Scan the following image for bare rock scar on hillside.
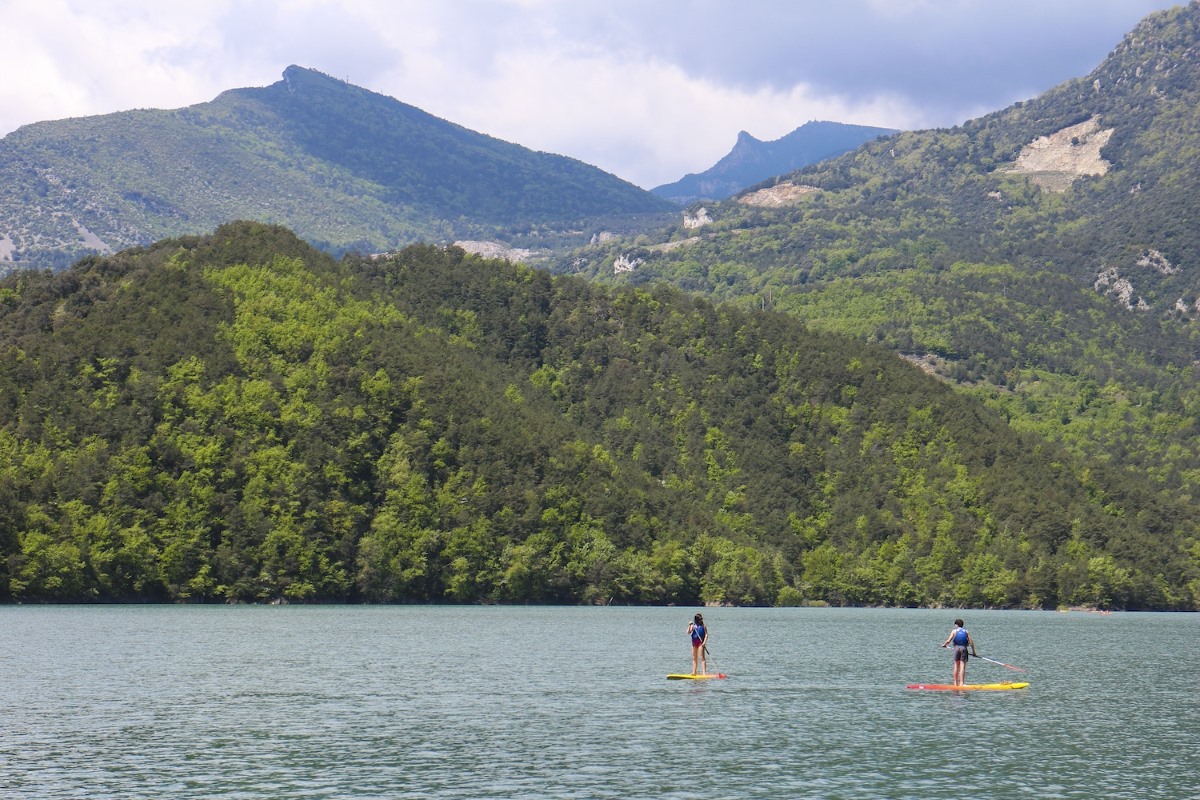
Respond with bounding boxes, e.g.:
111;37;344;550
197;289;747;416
736;182;821;207
1004;116;1113;192
454;240;538;263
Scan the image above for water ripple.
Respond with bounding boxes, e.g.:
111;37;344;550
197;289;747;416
0;606;1195;799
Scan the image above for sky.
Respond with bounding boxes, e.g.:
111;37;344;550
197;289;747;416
0;0;1186;189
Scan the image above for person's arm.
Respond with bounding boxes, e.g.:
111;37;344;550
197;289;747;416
968;633;978;656
941;630;953;648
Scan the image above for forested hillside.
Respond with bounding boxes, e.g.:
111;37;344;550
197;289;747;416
558;4;1200;534
1;223;1195;608
0;65;673;272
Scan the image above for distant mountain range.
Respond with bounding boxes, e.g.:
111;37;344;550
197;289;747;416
651;121;898;204
0;66;897;273
0;65;674;271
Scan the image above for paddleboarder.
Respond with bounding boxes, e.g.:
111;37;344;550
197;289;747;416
941;618;978;686
687;613;708;675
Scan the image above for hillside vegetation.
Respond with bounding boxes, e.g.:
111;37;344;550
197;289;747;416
558;4;1200;536
0;66;673;272
0;223;1195;608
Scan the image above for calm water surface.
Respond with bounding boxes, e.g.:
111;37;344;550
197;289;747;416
1;606;1196;799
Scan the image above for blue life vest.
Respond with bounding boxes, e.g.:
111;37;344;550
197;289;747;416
691;624;705;643
952;627;969;646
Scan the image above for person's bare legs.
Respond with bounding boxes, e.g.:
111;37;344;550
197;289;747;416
952;656;966;685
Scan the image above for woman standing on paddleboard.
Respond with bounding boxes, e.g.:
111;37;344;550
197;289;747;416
941;618;978;686
687;613;708;675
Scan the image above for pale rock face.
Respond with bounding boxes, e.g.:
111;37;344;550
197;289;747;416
1136;249;1178;275
1007;117;1114;192
736;183;820;207
73;219;111;253
454;240;536;263
683;208;712;229
1094;266;1148;311
1095;249;1184;312
613;253;644;274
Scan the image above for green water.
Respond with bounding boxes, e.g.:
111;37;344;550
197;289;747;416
1;606;1196;798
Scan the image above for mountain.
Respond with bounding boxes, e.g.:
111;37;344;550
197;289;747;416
1;222;1193;607
651;121;898;204
0;65;674;272
556;4;1200;556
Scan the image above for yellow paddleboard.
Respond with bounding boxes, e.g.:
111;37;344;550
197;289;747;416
667;673;727;680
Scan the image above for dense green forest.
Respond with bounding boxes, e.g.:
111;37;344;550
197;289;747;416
1;223;1196;608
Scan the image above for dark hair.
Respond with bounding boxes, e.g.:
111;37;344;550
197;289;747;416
694;613;704;624
954;618;964;627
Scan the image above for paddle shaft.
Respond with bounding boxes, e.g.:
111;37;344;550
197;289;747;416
940;644;1025;673
973;654;1025;672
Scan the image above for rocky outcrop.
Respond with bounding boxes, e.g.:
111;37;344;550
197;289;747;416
1006;117;1113;191
454;240;537;263
613;253;644;274
1094;250;1181;311
1094;266;1150;310
736;183;821;207
683;208;712;229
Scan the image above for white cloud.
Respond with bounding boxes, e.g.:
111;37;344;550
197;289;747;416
400;45;918;188
1;0;238;124
0;0;1184;188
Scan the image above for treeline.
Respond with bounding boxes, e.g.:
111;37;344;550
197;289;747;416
0;223;1196;608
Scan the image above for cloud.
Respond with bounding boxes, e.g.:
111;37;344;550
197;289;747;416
0;0;1182;189
396;43;916;188
1;1;238;124
562;0;1172;108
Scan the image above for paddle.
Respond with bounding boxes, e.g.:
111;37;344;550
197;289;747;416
973;654;1025;673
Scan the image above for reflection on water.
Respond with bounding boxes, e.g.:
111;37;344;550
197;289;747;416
0;606;1196;799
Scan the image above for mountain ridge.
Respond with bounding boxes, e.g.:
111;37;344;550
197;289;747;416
652;120;898;204
0;65;674;272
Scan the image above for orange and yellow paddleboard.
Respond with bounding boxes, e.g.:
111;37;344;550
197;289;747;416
906;681;1029;691
667;673;727;680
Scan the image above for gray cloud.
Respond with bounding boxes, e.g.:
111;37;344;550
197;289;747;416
0;0;1184;189
534;0;1179;125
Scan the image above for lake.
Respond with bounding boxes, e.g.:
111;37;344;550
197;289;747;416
1;606;1196;799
